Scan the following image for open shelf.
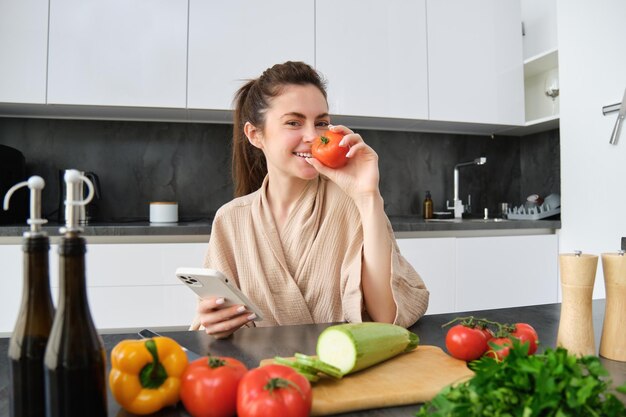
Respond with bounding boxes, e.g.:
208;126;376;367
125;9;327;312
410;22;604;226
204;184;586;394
524;49;558;78
519;48;560;135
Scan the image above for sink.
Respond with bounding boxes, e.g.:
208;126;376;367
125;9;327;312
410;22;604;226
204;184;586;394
426;218;509;223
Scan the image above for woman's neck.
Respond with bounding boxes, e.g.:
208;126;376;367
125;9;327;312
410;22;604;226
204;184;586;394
265;174;315;229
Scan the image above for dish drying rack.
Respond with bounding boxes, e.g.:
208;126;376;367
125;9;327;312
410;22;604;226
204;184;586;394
507;204;560;220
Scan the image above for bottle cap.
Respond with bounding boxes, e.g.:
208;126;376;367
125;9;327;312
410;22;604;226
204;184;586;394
3;176;48;236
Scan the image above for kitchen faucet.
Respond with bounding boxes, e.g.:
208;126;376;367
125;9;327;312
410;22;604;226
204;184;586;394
447;157;487;218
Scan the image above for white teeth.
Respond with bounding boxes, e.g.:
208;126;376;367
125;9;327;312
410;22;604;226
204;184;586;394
294;152;312;158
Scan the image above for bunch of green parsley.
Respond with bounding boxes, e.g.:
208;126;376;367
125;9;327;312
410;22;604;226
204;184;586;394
416;341;626;417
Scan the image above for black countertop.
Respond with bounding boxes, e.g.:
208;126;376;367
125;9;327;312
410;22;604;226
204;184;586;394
1;300;622;417
0;216;560;237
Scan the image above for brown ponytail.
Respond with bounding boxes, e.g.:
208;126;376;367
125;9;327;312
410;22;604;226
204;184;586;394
231;61;327;197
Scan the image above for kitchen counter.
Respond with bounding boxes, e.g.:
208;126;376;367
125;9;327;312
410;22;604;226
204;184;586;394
0;220;213;244
389;215;560;233
0;300;622;416
0;216;560;243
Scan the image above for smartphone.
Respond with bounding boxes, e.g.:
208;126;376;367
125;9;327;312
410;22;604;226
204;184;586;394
176;267;263;321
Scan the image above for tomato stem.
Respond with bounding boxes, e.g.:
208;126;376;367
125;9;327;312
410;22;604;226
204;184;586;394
442;315;517;338
207;355;227;369
264;377;305;398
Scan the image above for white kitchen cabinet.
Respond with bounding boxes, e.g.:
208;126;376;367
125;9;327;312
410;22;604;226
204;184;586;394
396;237;456;315
0;0;48;104
427;0;525;126
521;0;557;61
65;242;207;330
0;245;26;334
455;234;559;312
396;234;559;315
187;0;315;110
316;0;429;120
86;285;198;330
520;0;559;128
47;0;188;108
0;242;207;334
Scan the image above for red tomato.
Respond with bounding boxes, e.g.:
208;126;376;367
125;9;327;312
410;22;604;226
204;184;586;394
486;337;513;361
311;130;348;168
445;324;490;361
511;322;539;355
478;326;494;343
180;356;248;417
237;364;312;417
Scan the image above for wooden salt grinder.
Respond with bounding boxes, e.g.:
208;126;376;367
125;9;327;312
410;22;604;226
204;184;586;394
557;251;598;356
599;251;626;361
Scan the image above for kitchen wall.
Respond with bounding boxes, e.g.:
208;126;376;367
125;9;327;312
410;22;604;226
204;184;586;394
0;117;559;222
557;0;626;298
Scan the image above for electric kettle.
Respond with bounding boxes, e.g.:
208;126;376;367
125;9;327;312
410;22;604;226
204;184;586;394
57;170;102;224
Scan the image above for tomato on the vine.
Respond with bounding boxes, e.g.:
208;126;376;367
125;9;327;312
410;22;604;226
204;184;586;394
180;356;248;417
311;130;348;168
478;326;494;343
486;337;513;361
445;324;490;361
511;322;539;354
237;364;312;417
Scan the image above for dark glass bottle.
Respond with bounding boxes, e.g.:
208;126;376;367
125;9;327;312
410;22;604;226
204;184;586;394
9;235;55;417
423;190;434;219
44;232;107;417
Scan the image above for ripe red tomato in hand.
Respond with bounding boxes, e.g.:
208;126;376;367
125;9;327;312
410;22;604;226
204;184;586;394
511;322;539;354
486;337;513;361
311;130;348;168
237;364;312;417
180;356;248;417
445;324;490;361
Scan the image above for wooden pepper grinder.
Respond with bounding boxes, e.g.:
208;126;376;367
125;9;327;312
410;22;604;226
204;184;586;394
599;250;626;361
557;251;598;356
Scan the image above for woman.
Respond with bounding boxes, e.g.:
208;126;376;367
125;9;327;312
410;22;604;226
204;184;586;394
191;61;428;338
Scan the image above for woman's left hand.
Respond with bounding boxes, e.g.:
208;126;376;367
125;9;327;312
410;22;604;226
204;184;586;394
306;125;380;200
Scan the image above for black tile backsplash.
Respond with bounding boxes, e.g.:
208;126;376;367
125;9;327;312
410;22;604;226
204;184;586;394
0;117;560;222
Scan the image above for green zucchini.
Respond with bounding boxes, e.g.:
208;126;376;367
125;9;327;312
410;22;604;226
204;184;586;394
316;322;419;375
294;353;343;379
273;356;320;382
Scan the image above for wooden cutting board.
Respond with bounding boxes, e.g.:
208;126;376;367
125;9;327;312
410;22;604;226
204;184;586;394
260;345;473;416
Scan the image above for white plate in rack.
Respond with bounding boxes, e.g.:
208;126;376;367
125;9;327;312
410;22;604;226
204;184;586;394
507;206;561;220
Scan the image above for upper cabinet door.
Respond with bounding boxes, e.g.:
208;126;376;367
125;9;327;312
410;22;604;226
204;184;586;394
316;0;429;120
47;0;188;108
427;0;524;126
187;0;315;110
521;0;557;60
0;0;48;104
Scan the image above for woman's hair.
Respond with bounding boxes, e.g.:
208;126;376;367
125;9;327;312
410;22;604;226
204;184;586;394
232;61;327;197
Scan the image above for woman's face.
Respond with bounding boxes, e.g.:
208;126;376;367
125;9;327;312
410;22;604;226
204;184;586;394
247;84;330;182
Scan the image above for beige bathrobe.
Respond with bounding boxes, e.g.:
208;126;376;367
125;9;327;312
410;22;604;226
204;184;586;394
191;175;429;329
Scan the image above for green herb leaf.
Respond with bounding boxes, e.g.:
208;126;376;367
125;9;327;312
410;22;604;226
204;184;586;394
416;340;626;417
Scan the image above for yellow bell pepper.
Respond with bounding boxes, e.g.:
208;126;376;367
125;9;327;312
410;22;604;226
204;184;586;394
109;336;188;415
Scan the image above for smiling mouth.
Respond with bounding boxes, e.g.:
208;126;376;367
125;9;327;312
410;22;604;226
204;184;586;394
293;152;312;158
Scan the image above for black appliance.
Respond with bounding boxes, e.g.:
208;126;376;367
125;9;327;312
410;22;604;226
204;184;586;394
0;144;28;224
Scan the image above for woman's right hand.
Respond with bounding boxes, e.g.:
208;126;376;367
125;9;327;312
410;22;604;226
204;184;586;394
196;297;257;339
